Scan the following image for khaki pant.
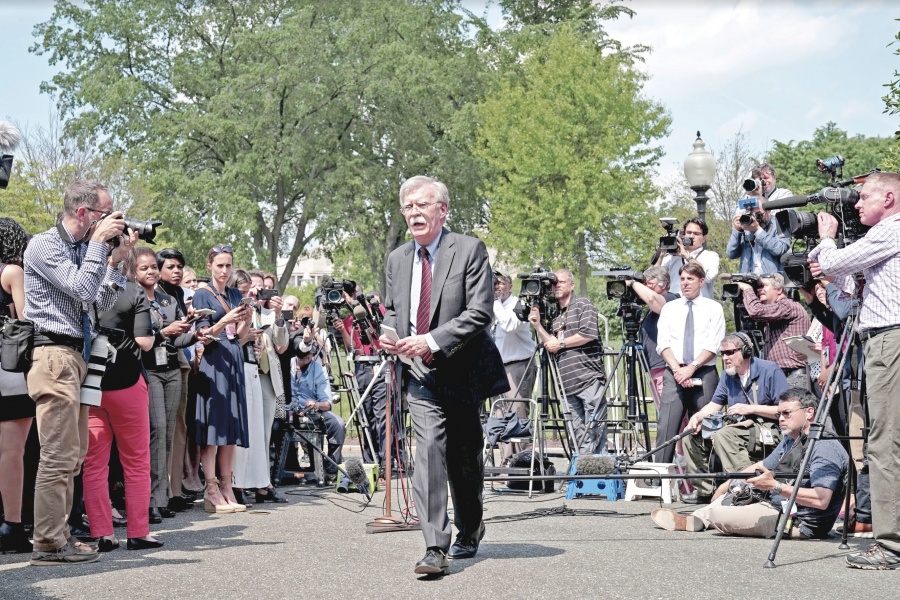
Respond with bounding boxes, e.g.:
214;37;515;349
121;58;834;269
27;346;89;552
684;422;780;496
693;496;781;537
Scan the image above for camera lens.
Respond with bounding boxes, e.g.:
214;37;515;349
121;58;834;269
739;214;753;227
523;280;540;295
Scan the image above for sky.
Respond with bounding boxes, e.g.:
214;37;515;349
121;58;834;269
2;0;899;191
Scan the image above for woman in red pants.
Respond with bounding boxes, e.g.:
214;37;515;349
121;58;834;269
81;251;164;552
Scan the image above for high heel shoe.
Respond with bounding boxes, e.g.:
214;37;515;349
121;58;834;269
0;522;32;554
203;477;236;514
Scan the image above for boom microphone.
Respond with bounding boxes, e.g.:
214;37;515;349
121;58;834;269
762;195;814;210
344;457;370;496
352;303;378;346
574;455;617;475
0;121;22;155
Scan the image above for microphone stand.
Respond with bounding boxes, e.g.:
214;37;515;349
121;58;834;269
366;354;420;534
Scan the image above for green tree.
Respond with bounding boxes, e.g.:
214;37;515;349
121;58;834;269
472;25;670;294
32;0;488;287
767;123;895;195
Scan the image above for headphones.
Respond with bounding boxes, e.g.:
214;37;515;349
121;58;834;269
732;332;754;359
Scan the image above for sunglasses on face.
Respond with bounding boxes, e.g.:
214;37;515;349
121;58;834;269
721;348;741;356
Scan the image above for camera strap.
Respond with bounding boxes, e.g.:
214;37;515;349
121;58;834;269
56;220;96;361
200;284;234;312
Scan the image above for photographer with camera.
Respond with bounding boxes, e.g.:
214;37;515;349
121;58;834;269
529;269;607;455
333;284;391;471
680;333;788;503
652;388;847;538
735;273;811;388
653;261;725;465
289;346;345;485
808;171;900;569
727;165;791;275
655;218;719;299
491;271;537;460
625;266;677;401
23;180;137;565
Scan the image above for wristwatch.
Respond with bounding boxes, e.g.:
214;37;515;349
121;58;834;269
559;339;567;350
690;360;699;368
773;482;783;495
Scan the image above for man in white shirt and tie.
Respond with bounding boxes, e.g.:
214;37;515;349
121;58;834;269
653;261;726;464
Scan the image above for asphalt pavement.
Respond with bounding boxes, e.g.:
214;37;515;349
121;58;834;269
1;463;893;600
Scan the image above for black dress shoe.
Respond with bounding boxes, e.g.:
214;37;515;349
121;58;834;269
112;515;128;528
158;507;177;519
414;547;449;576
255;488;288;503
97;538;120;553
127;537;164;551
148;507;163;524
0;522;33;554
167;496;194;512
448;523;485;559
69;524;94;541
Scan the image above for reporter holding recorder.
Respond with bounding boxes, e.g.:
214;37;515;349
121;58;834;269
133;247;194;523
191;244;252;514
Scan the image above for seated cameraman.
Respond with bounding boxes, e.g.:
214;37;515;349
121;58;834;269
735;273;810;388
726;164;791;275
652;388;848;538
655;218;718;299
289;347;345;484
626;266;677;401
682;333;788;503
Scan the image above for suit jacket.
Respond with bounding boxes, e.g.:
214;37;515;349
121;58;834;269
382;228;509;405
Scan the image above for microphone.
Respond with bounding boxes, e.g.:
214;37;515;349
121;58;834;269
313;307;327;330
574;455;617;475
352;303;378;345
344;457;370;496
762;195;814;210
0;121;22;155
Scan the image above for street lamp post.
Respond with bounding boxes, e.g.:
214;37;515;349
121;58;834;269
683;131;716;223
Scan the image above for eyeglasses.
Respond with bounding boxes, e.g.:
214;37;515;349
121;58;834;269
88;208;112;219
212;244;233;254
721;348;740;356
776;408;806;419
400;201;440;215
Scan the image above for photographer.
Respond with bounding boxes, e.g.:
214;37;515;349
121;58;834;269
529;269;607;455
654;261;725;465
808;171;900;569
651;388;847;539
681;333;788;503
727;165;791;275
492;271;537;460
289;347;345;485
23;180;136;565
735;273;811;388
626;266;677;401
655;218;718;298
333;285;390;470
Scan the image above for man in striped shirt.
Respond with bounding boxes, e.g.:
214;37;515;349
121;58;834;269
809;171;900;570
529;269;607;455
23;180;134;566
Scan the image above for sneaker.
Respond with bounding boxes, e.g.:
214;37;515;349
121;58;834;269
651;508;705;532
835;519;874;539
30;541;100;566
846;544;900;570
681;491;712;505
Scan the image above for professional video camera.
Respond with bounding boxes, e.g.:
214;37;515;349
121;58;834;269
720;273;760;299
719;274;764;355
0;121;21;190
512;267;560;331
286;404;327;433
766;157;876;288
592;266;646;338
657;218;683;254
318;277;357;310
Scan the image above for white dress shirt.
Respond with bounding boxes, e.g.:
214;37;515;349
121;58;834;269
656;295;725;367
492;294;536;363
662;247;720;299
410;231;443;352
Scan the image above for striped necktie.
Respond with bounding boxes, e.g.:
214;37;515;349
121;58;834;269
417;247;433;364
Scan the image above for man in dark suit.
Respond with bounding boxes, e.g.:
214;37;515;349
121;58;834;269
379;175;508;576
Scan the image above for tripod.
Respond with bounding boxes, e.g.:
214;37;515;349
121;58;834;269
533;345;575;460
764;286;863;567
323;327;378;462
574;311;655;458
